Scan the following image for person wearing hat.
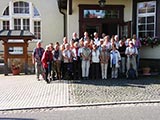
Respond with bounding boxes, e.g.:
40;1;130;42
125;40;138;78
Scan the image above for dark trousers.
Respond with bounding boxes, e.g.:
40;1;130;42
73;60;81;79
48;61;52;79
61;61;64;79
44;67;49;83
91;63;100;80
63;63;73;80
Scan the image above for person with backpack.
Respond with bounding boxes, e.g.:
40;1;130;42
32;41;44;81
125;40;138;79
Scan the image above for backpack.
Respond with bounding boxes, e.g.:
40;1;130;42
127;67;137;79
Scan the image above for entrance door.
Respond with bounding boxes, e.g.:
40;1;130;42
102;23;118;37
82;23;102;38
119;21;131;38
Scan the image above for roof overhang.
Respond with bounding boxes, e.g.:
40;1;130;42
0;30;35;41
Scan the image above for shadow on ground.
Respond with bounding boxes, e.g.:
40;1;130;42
70;76;160;88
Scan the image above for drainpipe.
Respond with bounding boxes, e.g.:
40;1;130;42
57;0;66;37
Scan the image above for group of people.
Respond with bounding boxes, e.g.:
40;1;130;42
32;32;141;83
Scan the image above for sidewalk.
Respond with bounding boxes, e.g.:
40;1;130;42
0;75;69;110
0;74;160;110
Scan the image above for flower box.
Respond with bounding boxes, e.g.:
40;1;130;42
141;37;160;48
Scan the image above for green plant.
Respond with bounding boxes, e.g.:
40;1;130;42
141;36;160;48
11;59;21;70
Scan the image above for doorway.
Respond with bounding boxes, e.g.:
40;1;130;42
102;23;118;37
79;5;125;38
83;23;101;38
82;23;118;38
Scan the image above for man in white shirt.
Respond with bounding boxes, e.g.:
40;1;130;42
125;41;138;78
93;32;100;46
91;44;100;80
62;43;73;79
81;41;91;80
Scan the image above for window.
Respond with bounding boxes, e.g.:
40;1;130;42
1;1;41;40
13;1;29;14
84;9;119;19
14;19;21;30
23;19;30;30
34;7;40;16
3;21;10;30
3;6;9;15
121;25;128;38
137;1;156;38
34;21;41;39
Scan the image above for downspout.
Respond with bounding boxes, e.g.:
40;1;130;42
57;0;66;37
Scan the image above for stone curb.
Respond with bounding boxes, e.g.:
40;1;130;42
1;100;160;111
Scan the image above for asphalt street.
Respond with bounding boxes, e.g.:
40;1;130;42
0;103;160;120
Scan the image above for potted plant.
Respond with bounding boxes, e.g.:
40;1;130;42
11;59;21;75
142;67;151;76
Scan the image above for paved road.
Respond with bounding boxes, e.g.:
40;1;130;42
0;74;160;110
69;77;160;104
0;103;160;120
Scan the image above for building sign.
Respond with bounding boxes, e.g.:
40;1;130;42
8;47;23;55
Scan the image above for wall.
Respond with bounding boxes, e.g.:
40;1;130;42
140;46;160;59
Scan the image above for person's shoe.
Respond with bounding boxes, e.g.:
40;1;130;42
46;79;50;84
47;81;50;84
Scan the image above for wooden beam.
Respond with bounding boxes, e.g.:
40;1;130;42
3;39;9;75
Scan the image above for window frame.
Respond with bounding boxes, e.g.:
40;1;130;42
34;21;41;40
2;21;10;30
137;1;156;38
1;1;41;41
13;1;29;14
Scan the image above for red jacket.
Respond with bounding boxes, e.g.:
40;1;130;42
41;50;53;68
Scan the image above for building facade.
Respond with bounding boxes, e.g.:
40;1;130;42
0;0;64;51
0;0;159;71
66;0;160;59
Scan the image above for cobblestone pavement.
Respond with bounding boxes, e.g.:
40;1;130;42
0;74;160;111
0;74;69;110
69;76;160;104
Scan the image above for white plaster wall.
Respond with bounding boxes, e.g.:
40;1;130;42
67;0;132;40
0;0;64;51
140;46;160;59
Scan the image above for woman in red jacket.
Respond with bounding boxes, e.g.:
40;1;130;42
41;45;53;83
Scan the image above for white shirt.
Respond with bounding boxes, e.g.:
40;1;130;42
92;49;100;63
94;38;100;46
125;47;138;55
